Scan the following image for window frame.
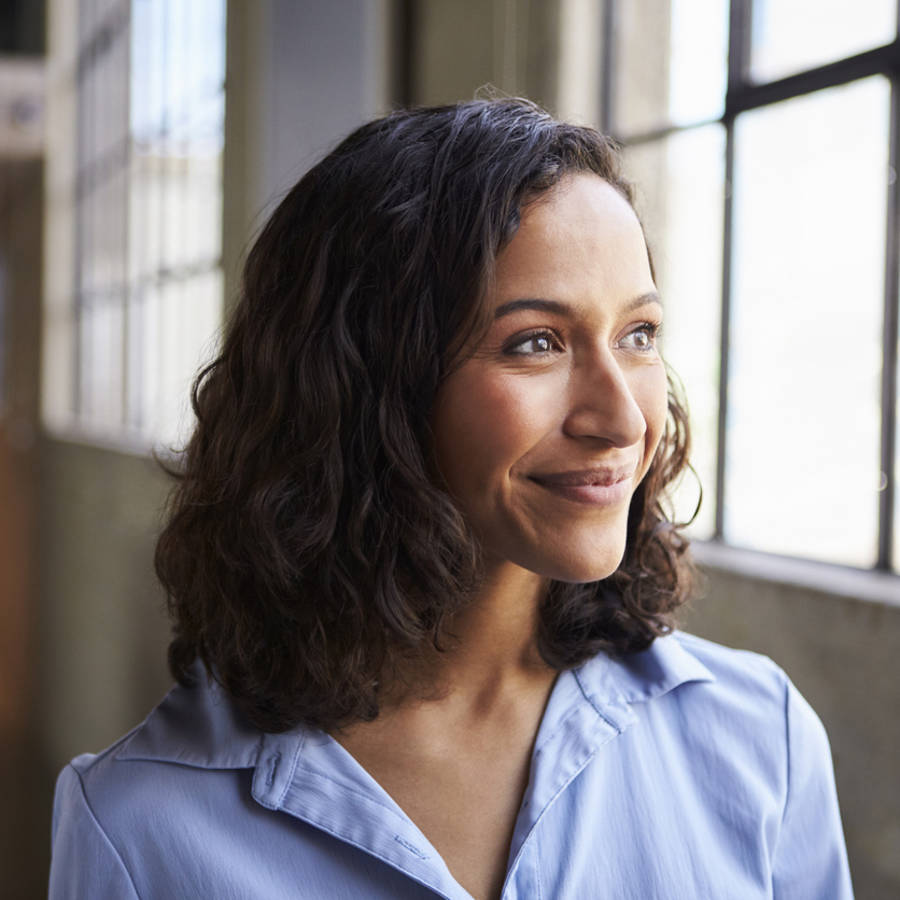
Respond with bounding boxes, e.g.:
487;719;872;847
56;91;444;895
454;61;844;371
45;0;227;451
602;0;900;575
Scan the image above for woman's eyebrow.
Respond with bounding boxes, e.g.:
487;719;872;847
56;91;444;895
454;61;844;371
493;292;661;320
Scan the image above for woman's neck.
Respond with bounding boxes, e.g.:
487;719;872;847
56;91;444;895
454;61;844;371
380;562;555;714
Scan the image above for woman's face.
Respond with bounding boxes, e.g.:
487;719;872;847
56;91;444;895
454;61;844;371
431;173;668;583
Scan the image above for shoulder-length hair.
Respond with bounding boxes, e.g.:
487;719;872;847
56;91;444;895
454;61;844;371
156;98;695;733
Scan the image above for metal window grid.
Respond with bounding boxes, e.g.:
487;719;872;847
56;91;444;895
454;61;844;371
71;0;225;444
601;0;900;573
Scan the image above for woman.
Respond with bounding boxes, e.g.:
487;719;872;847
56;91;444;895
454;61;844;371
49;99;853;899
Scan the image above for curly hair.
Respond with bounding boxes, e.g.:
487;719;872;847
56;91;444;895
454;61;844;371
155;98;696;733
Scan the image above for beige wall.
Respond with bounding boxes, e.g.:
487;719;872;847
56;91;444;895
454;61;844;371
36;440;173;767
7;440;172;897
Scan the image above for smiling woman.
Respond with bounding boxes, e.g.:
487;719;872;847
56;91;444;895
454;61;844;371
48;99;853;900
431;175;668;586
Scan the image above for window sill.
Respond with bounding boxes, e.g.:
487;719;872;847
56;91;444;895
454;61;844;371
39;421;179;461
691;539;900;608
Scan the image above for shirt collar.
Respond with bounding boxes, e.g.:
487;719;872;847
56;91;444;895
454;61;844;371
115;633;716;899
583;629;717;707
115;631;715;772
116;667;263;769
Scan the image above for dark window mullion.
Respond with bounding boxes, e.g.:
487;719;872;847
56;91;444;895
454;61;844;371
714;119;734;542
728;42;900;115
728;0;753;93
713;0;751;541
878;76;900;570
393;0;416;108
604;0;899;571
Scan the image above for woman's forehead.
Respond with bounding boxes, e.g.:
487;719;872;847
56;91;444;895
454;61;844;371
493;174;652;301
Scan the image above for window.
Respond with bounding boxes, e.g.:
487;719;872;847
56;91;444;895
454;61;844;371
608;0;900;573
42;0;226;448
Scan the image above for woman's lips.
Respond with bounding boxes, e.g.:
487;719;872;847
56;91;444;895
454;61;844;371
528;468;635;507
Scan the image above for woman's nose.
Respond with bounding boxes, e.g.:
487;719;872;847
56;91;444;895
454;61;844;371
562;351;647;448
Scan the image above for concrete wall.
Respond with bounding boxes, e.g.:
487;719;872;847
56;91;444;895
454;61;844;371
15;440;173;898
36;441;173;766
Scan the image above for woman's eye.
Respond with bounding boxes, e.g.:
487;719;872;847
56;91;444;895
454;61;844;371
505;331;560;355
621;322;660;352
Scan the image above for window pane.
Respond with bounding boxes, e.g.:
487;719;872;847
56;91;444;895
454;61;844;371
80;296;124;427
138;282;161;433
127;0;225;445
74;2;130;437
727;77;890;566
623;125;726;538
130;0;166;144
751;0;897;82
614;0;728;136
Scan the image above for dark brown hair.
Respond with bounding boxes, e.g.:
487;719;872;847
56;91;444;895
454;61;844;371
156;98;696;733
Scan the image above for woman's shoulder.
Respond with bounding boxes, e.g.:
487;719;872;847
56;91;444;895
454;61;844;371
629;630;832;765
50;672;271;897
668;629;790;692
54;669;263;826
568;629;835;790
648;633;850;896
551;644;852;897
598;629;795;706
667;630;822;718
581;629;830;761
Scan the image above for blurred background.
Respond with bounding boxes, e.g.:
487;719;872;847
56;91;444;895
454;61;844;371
0;0;898;896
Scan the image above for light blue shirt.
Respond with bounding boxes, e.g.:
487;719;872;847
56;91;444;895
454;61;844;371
49;632;853;898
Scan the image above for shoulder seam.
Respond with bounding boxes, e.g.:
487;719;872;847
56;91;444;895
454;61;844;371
69;764;143;899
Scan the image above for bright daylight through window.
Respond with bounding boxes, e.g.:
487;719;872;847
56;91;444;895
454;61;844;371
42;0;226;448
611;0;900;574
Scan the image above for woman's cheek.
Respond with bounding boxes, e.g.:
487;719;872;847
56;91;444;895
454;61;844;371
638;362;670;463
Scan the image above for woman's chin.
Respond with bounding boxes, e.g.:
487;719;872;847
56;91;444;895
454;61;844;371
524;543;627;585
